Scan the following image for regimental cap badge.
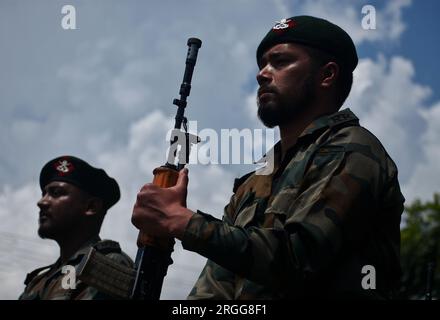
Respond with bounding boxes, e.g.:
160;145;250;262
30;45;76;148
257;15;358;73
272;18;296;31
54;158;75;176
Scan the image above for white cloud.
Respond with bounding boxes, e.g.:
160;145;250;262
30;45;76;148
0;184;58;299
402;102;440;202
346;55;434;192
297;0;412;44
2;0;439;301
384;0;412;40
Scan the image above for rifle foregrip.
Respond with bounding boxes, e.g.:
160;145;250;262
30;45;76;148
152;166;179;188
136;166;179;250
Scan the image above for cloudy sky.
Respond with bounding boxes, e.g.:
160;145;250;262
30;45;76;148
1;0;439;299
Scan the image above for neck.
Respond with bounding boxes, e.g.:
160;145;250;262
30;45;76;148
56;231;98;264
278;109;316;160
278;101;337;159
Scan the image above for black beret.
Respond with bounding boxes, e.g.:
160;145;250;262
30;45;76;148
39;155;120;210
257;15;358;72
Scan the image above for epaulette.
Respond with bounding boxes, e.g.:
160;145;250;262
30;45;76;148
233;170;255;193
93;240;122;255
328;109;359;128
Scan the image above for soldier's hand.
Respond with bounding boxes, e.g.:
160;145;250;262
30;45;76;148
131;168;194;239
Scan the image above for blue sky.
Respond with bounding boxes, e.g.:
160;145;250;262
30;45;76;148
0;0;439;299
400;0;440;105
358;0;440;105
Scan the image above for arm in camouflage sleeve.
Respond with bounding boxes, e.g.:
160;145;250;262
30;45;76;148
187;259;237;299
182;127;403;295
187;206;239;299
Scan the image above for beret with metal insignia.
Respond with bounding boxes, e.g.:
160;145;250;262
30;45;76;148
256;15;358;72
39;155;120;210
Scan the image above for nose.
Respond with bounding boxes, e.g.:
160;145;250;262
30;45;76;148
37;194;49;210
256;65;272;86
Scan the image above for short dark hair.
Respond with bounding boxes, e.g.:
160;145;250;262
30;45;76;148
303;46;353;109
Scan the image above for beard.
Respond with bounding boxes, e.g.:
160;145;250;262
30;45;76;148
38;224;57;240
37;214;81;241
257;75;316;128
38;220;63;240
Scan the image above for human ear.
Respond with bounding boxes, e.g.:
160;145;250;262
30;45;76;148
84;197;104;217
320;62;339;88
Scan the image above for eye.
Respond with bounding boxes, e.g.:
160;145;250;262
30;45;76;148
273;57;290;67
48;187;64;197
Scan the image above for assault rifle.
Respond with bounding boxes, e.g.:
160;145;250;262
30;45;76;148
77;37;202;300
130;37;202;300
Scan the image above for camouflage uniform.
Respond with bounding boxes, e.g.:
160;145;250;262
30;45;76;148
19;236;133;300
185;108;404;299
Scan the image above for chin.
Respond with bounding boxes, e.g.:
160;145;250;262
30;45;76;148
38;227;55;240
257;106;280;128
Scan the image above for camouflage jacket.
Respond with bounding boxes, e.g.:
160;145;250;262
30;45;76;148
19;236;133;300
184;108;404;299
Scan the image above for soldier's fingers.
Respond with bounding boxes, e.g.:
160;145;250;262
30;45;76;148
175;168;189;191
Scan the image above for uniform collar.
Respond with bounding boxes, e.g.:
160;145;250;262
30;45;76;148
255;108;359;174
65;235;102;263
298;108;359;140
49;235;102;269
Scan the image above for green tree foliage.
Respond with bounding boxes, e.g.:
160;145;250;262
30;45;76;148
399;193;440;299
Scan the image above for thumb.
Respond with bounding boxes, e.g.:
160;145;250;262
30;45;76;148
175;168;188;207
175;167;189;189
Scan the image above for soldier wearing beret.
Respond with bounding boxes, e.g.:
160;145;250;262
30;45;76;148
131;16;404;299
19;156;133;300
